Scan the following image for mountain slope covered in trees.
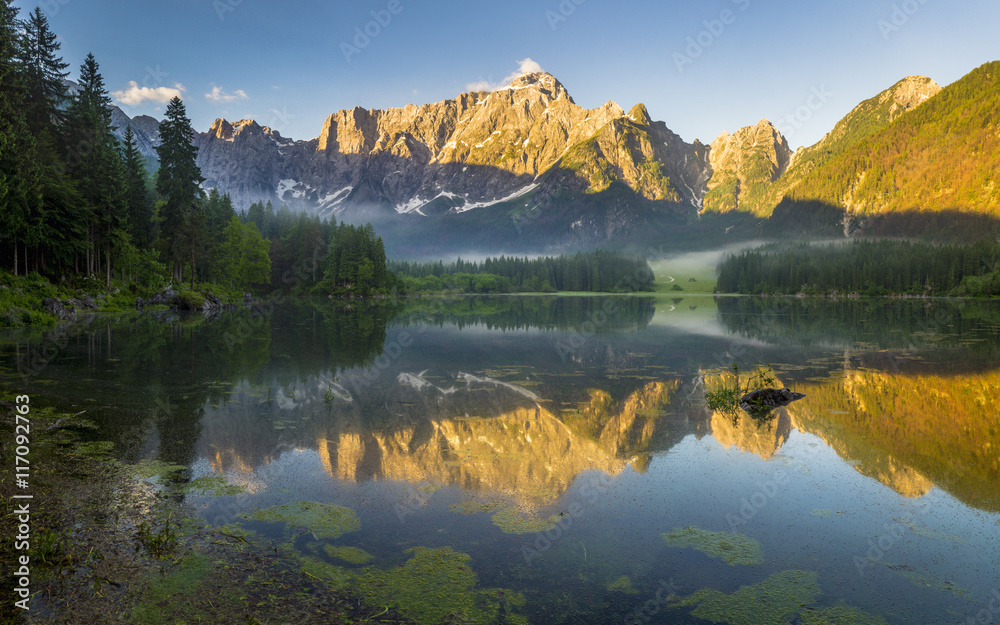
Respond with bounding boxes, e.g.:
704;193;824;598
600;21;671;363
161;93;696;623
781;62;1000;218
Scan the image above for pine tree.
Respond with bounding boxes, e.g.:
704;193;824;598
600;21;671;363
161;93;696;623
66;52;125;284
0;0;42;275
155;96;204;282
21;7;85;278
121;125;153;248
22;7;69;135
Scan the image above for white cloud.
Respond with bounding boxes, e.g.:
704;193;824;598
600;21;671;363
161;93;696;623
112;81;185;106
205;85;249;103
464;58;545;93
502;58;544;84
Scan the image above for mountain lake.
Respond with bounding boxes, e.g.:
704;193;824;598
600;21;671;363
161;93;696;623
2;295;998;625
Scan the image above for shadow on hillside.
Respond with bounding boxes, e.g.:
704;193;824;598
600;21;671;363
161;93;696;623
770;198;1000;242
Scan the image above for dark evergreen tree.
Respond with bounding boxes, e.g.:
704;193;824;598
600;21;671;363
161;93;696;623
65;52;125;284
121;125;153;248
155;96;204;282
22;7;69;134
0;1;42;275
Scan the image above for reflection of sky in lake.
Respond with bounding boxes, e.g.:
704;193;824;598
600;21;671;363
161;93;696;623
3;297;998;624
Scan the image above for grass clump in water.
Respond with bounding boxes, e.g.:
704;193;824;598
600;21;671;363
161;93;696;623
662;526;764;566
241;501;360;539
676;570;822;625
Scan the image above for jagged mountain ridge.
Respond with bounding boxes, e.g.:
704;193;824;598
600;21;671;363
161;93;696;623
192;72;710;219
104;63;997;251
184;69;950;224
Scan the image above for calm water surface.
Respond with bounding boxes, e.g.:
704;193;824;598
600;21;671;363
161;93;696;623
3;296;999;624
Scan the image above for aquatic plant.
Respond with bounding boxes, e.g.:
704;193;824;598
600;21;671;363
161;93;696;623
185;475;247;496
131;554;211;624
799;601;890;625
607;575;639;594
449;500;510;515
298;546;528;624
705;363;778;421
240;501;360;539
661;526;764;566
676;570;822;625
323;544;373;565
491;507;562;534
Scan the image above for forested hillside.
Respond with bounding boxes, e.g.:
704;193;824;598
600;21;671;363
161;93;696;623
783;62;1000;217
717;240;1000;296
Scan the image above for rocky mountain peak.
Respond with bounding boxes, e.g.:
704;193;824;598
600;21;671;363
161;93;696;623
703;119;792;214
883;75;941;117
627;103;652;126
210;118;235;141
501;72;573;103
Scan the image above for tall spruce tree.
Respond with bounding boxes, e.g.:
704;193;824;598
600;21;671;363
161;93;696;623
0;1;41;275
121;125;153;248
155;96;204;283
22;7;84;278
66;52;125;283
23;7;68;134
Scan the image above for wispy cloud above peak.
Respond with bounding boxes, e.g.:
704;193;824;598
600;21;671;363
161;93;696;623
465;58;545;93
205;85;249;103
112;81;185;106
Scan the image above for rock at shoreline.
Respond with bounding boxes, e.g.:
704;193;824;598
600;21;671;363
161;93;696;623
137;286;236;314
136;286;179;309
43;298;77;321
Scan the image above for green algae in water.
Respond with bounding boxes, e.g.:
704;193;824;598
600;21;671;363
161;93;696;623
129;458;188;481
676;570;822;625
131;553;211;625
449;500;509;515
297;545;527;624
356;546;526;625
323;544;373;565
800;601;890;625
491;507;561;534
607;575;639;594
74;440;115;457
418;483;443;493
185;475;247;496
662;526;764;566
241;501;360;539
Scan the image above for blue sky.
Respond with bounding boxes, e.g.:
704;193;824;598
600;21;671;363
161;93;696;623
20;0;1000;149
